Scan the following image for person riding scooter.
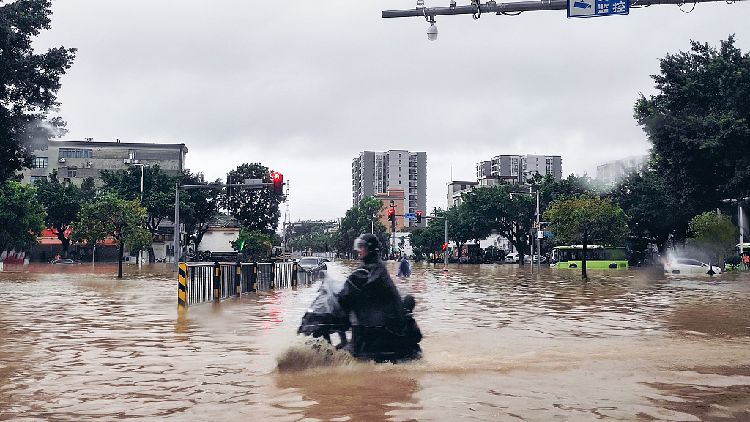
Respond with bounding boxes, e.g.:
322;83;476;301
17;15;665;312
337;233;421;362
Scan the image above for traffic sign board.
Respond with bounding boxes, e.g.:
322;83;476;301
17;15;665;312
568;0;628;17
405;213;416;219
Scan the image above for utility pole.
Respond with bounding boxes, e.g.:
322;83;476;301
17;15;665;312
424;213;449;271
390;199;396;259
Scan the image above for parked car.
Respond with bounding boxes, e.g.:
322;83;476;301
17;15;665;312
505;252;519;264
298;257;327;272
664;258;722;275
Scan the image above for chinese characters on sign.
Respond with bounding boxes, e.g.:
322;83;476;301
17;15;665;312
568;0;629;17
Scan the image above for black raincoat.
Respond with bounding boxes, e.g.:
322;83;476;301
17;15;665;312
338;253;421;362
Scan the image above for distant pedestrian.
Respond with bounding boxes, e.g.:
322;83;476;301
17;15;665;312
743;254;749;270
397;255;411;277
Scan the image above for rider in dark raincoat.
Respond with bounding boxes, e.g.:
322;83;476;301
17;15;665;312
338;233;421;362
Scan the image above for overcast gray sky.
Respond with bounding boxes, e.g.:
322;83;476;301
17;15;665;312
33;0;750;222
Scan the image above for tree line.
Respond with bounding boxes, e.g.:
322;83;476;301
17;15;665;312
335;37;750;274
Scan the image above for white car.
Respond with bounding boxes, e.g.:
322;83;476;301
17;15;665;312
664;258;722;275
505;253;519;263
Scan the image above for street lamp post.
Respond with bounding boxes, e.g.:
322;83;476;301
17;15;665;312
510;187;540;274
132;163;149;266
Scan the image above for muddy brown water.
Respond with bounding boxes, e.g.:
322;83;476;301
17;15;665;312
2;261;750;421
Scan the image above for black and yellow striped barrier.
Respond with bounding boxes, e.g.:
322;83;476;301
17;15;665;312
178;263;188;311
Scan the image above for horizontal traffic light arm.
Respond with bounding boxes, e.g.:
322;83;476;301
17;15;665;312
180;183;272;190
382;0;742;18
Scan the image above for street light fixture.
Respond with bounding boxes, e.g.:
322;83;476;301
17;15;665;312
722;197;750;255
426;16;438;41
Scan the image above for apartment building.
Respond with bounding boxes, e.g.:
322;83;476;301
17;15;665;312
352;150;427;228
20;139;188;186
596;155;648;187
476;154;562;184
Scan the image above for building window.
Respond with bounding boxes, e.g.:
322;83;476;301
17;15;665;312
30;176;47;183
33;157;48;168
59;148;93;159
128;150;136;160
67;168;77;178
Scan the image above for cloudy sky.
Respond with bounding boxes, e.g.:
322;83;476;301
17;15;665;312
33;0;750;222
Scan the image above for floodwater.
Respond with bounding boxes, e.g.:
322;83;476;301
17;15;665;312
2;262;750;421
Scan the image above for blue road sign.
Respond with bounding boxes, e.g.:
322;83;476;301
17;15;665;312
568;0;628;17
405;213;416;219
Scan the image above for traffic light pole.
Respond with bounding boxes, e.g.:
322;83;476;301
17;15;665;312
173;181;275;272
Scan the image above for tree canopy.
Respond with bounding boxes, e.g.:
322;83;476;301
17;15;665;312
178;170;221;251
336;196;388;257
544;195;629;278
459;183;536;264
687;212;738;265
0;0;76;182
34;170;94;256
0;180;45;253
225;163;285;235
71;194;149;278
409;213;446;261
634;36;750;223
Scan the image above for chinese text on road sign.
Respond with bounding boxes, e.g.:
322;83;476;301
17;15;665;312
568;0;629;17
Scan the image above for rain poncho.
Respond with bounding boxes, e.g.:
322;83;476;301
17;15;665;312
297;277;350;339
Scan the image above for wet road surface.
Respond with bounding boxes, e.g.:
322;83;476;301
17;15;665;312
2;261;750;420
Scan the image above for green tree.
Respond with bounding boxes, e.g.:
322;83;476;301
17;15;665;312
337;196;388;258
544;195;629;279
231;228;271;262
687;212;738;267
409;215;445;261
634;36;750;227
225;163;285;234
33;171;95;257
460;183;536;265
100;164;180;261
539;174;598;212
179;170;221;252
445;204;482;262
0;0;76;183
606;166;685;250
0;180;45;253
71;194;149;278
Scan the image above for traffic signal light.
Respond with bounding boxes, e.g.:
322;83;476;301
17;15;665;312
387;208;395;222
271;171;283;194
442;243;447;251
416;210;422;223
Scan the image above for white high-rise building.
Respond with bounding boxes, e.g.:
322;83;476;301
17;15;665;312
352;150;427;228
476;154;562;184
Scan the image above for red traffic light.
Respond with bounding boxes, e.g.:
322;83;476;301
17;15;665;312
442;243;447;251
271;171;283;194
416;210;422;223
387;208;395;221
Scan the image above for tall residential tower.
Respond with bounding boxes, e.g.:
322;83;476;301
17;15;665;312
352;150;427;228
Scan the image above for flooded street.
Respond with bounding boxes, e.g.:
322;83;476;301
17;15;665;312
2;261;750;421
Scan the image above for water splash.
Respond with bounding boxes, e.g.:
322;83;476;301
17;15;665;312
276;336;356;372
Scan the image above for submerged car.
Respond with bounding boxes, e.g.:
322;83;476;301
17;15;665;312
50;258;81;265
664;258;722;275
505;253;519;263
298;257;328;272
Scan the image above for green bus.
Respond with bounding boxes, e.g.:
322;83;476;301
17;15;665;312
551;245;628;269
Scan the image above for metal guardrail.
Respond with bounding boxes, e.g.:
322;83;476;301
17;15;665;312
178;261;321;308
